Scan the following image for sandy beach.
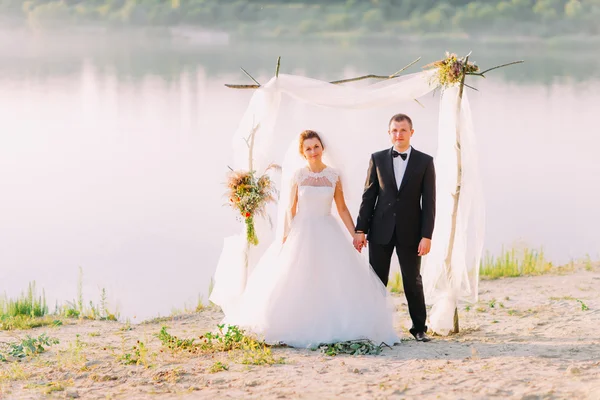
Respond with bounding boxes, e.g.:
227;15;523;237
1;266;599;400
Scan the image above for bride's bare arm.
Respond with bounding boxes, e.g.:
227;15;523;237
283;182;298;243
333;179;356;237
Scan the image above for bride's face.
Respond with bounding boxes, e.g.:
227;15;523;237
302;138;323;162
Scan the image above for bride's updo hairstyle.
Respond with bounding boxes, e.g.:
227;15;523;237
298;130;325;156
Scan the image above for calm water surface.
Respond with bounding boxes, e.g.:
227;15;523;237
1;35;598;319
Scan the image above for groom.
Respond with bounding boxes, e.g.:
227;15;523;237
354;113;436;342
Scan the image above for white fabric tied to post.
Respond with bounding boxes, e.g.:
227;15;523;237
210;71;485;335
423;86;485;335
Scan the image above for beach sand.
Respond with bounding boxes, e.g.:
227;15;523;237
1;267;599;399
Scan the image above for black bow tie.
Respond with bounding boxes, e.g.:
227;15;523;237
392;150;407;160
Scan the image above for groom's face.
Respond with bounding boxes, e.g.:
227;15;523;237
388;120;414;150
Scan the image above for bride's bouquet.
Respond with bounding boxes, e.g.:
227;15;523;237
425;52;479;88
225;165;279;246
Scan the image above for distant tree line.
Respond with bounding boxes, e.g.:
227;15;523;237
1;0;598;36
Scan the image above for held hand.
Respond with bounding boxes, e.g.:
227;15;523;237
417;238;431;256
353;233;367;253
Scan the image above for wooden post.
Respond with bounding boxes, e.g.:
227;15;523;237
444;55;470;334
225;57;422;89
275;56;281;78
248;123;258;172
241;123;260;291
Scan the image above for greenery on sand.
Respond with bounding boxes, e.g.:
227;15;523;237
0;282;48;319
119;339;150;366
316;339;390;356
388;271;404;294
0;282;57;331
479;246;576;279
1;269;118;331
388;245;589;288
479;246;599;279
157;324;285;365
0;333;60;362
209;361;229;373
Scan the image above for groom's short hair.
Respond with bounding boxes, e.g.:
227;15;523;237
389;113;413;129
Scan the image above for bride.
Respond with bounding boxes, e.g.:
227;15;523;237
217;130;399;348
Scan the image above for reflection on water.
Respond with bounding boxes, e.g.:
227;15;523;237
1;35;599;319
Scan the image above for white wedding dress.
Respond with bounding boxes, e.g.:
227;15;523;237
222;166;400;348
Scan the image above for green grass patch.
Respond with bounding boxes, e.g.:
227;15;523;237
480;247;564;279
0;282;48;319
158;325;285;366
316;339;389;356
209;361;229;373
0;333;59;362
387;272;403;294
0;315;62;331
2;270;118;331
550;296;576;301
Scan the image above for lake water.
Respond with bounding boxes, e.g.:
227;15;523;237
1;33;599;320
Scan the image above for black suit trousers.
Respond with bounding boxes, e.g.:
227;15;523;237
369;230;428;334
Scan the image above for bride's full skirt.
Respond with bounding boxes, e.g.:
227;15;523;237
223;214;400;348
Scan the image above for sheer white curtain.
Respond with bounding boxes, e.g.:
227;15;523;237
210;71;485;334
422;87;485;334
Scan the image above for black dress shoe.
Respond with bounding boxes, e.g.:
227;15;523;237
413;332;431;342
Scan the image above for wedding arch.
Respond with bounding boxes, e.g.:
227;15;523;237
211;53;522;335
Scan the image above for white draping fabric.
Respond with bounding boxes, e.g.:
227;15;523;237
422;87;485;334
209;70;485;334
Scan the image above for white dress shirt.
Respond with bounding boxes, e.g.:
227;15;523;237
393;146;412;190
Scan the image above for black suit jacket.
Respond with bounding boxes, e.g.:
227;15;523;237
356;147;436;246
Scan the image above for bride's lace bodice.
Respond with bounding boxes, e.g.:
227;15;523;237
293;167;339;217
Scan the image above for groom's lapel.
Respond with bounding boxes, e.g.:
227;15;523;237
398;148;419;195
385;148;398;193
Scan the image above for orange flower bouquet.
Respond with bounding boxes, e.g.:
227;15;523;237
226;165;278;245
